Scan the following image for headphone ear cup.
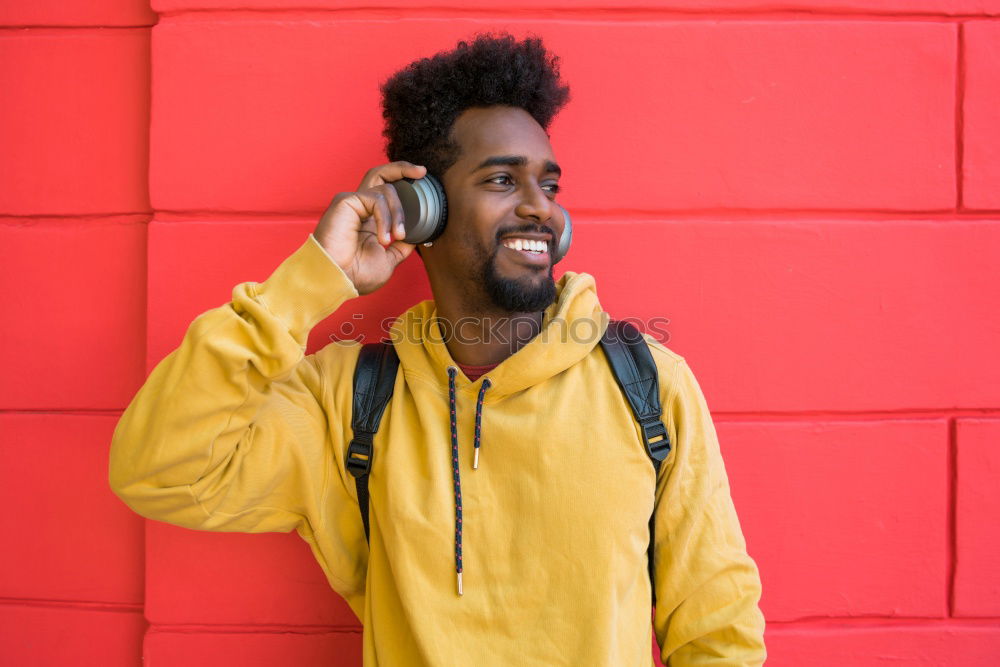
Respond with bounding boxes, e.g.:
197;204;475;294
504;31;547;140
391;174;448;245
424;173;448;241
552;206;572;263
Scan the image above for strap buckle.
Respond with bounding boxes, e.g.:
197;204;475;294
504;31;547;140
639;419;671;462
346;433;374;478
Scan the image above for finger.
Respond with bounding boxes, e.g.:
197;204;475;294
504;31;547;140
340;191;389;245
358;161;427;189
372;183;406;240
365;189;394;246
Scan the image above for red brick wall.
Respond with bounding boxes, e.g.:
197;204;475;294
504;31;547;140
2;1;999;664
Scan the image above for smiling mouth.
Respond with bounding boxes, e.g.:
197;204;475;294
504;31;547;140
500;237;549;255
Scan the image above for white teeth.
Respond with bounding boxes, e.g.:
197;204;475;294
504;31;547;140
502;238;549;253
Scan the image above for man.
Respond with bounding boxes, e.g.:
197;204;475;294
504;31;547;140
110;33;766;665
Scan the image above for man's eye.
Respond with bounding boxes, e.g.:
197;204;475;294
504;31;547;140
486;175;559;194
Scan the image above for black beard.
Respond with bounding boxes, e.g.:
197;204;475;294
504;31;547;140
480;245;557;313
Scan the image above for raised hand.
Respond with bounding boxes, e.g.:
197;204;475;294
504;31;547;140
313;161;426;295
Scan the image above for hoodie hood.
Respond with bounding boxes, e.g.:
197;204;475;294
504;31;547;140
389;271;610;400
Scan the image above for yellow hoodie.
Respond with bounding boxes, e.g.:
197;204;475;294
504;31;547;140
109;234;765;666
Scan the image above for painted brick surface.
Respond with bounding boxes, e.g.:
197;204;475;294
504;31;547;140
0;414;145;604
145;629;362;666
150;0;1000;15
0;604;145;667
0;0;156;27
145;523;358;626
562;219;1000;412
719;419;949;620
764;624;1000;666
0;218;147;410
0;29;150;215
954;418;1000;617
964;21;1000;210
150;19;955;214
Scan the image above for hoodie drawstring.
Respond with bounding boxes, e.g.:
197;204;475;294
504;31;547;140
447;366;491;596
473;378;490;469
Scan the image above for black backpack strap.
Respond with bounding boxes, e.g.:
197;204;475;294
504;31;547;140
346;341;400;543
599;319;671;604
599;320;671;468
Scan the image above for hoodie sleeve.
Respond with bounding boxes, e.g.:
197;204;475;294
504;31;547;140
652;357;766;665
109;234;360;537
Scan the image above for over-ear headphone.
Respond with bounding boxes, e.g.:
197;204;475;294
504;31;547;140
389;173;572;263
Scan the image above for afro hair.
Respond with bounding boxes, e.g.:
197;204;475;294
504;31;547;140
380;32;571;179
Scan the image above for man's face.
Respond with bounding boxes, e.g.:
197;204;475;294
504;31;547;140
432;105;565;313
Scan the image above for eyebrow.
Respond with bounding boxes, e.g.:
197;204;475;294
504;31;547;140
473;155;562;177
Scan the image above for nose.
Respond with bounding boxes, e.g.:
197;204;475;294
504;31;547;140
514;182;555;225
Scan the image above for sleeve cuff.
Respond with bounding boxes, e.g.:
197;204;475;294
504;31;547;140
251;233;360;341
